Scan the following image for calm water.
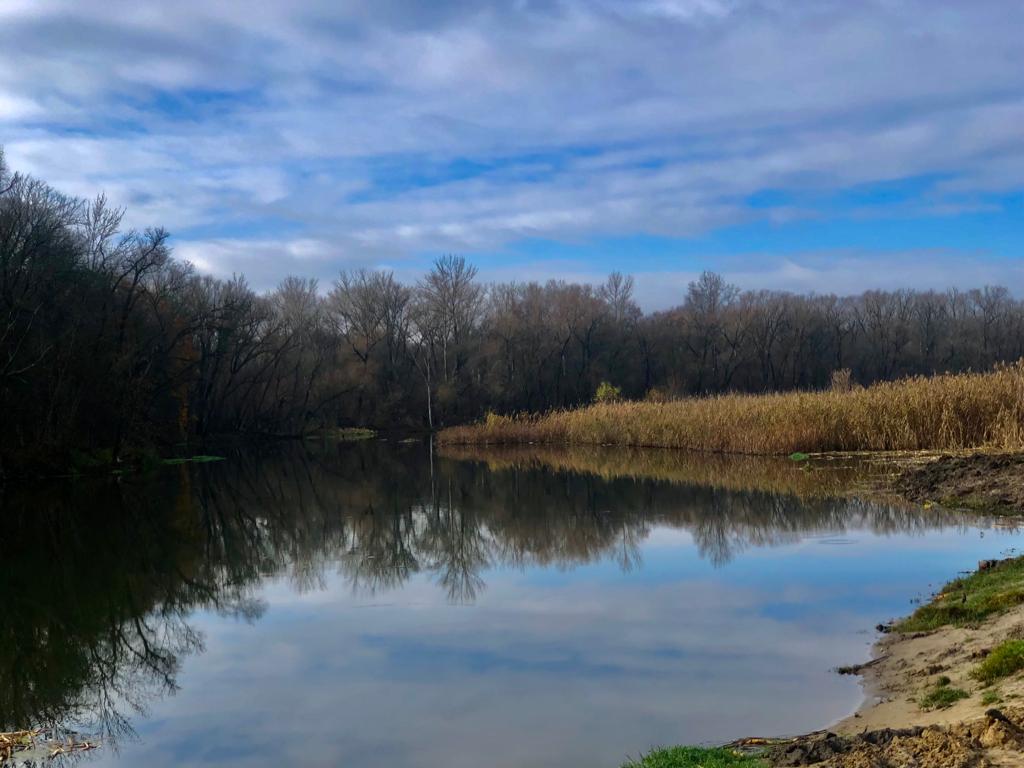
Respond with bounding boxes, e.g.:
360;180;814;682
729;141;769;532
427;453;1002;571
3;441;1022;767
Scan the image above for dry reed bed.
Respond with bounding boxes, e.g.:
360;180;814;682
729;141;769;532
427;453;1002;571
438;363;1024;455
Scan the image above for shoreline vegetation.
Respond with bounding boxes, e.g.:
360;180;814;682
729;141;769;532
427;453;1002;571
439;363;1024;456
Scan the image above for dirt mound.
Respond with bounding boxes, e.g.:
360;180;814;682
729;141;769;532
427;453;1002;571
896;453;1024;514
760;707;1024;767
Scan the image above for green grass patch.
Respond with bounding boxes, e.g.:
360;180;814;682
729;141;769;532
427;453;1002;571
919;680;969;710
894;557;1024;632
972;640;1024;684
981;689;1002;705
162;455;226;465
939;494;1019;516
621;747;765;768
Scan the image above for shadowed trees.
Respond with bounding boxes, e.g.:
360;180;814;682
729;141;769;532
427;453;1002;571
4;152;1024;471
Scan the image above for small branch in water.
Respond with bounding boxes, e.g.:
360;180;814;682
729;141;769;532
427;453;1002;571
835;655;889;675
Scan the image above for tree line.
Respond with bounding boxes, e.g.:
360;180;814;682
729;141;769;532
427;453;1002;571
3;150;1023;470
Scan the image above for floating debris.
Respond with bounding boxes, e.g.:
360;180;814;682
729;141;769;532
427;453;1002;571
1;729;98;764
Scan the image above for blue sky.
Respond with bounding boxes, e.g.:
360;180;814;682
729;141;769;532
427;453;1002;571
2;0;1022;307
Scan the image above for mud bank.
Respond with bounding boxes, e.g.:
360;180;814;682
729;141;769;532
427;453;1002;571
893;453;1024;515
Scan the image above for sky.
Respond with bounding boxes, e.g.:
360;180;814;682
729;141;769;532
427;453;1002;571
2;0;1023;308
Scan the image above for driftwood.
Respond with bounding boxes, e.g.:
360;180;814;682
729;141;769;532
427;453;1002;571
835;654;889;675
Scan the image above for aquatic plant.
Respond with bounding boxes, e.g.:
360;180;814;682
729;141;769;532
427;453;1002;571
161;455;227;465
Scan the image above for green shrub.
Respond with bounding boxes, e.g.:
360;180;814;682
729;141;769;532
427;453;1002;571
595;381;623;404
981;689;1002;705
919;681;969;710
972;640;1024;684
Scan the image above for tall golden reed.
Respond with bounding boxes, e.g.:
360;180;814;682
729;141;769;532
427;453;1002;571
438;362;1024;455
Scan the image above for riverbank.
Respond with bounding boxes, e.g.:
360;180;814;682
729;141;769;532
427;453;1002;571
604;455;1024;768
717;557;1024;767
836;601;1024;735
894;453;1024;516
772;566;1024;767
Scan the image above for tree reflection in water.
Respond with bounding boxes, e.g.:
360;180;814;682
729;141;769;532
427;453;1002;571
0;440;974;756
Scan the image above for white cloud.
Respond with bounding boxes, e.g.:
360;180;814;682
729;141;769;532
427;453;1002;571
1;0;1022;288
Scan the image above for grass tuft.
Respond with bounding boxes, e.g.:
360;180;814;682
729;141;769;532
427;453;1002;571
621;746;765;768
981;689;1003;705
894;557;1024;632
919;679;969;710
972;640;1024;684
439;363;1024;455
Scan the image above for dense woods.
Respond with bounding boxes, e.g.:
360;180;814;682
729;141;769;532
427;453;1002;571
3;151;1024;471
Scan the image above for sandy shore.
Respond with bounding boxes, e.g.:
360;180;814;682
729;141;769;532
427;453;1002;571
835;605;1024;735
746;601;1024;766
760;567;1024;767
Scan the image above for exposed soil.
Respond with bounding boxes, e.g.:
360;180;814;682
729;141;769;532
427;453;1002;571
895;453;1024;514
757;707;1024;767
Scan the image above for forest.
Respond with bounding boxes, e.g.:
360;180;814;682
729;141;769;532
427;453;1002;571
3;149;1024;472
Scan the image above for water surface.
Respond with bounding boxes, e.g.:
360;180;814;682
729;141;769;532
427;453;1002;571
2;441;1021;767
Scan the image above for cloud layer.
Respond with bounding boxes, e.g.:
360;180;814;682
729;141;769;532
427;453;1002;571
3;0;1023;304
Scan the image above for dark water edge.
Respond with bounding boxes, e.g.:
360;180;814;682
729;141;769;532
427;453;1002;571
2;440;1021;767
